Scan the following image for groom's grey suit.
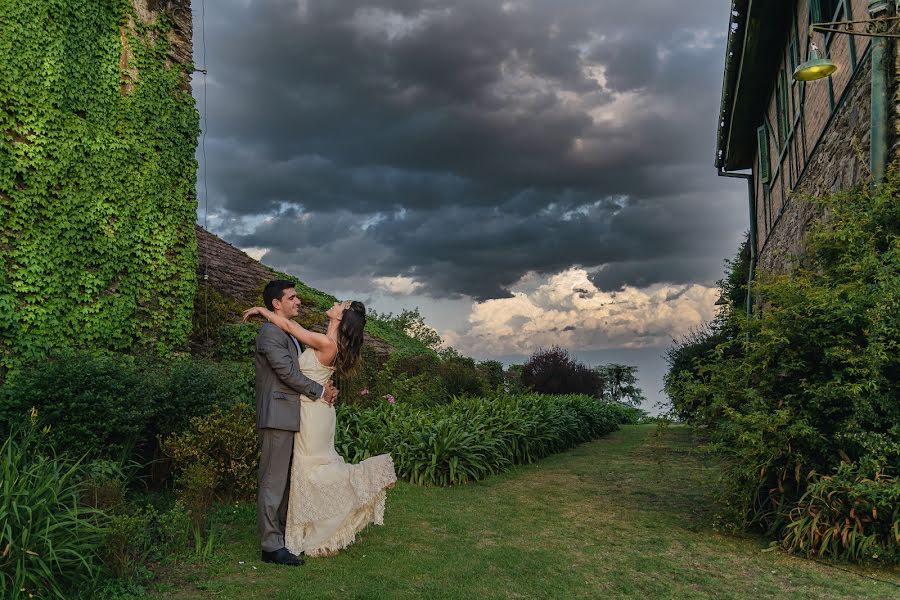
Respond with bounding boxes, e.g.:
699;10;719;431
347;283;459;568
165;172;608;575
255;322;324;553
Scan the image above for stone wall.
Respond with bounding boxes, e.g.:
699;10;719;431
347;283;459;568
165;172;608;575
758;56;874;273
893;33;900;163
129;0;193;88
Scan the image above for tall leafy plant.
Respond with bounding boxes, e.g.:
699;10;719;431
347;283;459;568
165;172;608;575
0;417;108;598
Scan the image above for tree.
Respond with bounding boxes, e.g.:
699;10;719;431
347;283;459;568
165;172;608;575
378;308;443;350
437;348;486;397
595;364;645;406
504;364;527;394
522;346;601;396
477;360;504;390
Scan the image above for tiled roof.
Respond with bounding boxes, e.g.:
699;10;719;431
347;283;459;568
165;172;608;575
195;225;393;356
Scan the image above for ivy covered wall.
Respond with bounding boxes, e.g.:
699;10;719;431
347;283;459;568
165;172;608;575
0;0;199;374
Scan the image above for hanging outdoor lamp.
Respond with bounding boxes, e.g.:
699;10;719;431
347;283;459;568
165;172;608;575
792;3;900;82
792;43;837;81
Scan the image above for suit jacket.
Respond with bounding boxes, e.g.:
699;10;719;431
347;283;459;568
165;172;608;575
255;322;324;430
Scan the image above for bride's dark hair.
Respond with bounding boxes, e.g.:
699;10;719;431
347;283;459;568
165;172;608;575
334;301;366;377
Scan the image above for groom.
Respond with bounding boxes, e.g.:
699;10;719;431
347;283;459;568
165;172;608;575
255;279;338;566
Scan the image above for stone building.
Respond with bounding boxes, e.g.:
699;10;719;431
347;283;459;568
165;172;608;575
715;0;899;276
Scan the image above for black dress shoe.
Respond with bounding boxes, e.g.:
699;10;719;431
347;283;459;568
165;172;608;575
261;547;304;566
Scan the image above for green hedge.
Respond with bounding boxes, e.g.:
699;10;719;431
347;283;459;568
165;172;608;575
0;351;252;463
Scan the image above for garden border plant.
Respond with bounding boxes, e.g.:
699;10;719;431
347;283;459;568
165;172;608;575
161;393;643;494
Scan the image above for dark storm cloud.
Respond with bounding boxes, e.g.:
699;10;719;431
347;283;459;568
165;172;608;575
196;0;745;298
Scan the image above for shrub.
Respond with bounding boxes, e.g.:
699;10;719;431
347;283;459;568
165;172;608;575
334;344;386;406
102;500;191;580
668;174;900;563
157;392;640;492
781;463;900;562
178;462;219;531
159;403;258;500
478;360;505;390
0;352;252;465
0;418;108;598
0;353;153;461
150;357;253;437
664;238;748;422
503;364;528;394
80;459;129;512
663;323;728;422
436;349;489;398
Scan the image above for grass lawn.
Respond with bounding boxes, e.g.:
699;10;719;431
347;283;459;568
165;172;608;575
144;425;900;599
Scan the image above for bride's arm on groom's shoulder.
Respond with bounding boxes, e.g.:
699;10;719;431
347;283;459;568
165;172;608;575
242;307;334;352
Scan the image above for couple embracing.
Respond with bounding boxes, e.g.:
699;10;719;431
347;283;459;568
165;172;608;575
246;280;396;566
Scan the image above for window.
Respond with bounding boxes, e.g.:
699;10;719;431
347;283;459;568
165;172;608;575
757;124;770;184
788;27;800;73
775;70;789;148
811;0;840;23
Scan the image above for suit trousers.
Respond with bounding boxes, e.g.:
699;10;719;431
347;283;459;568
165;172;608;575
257;428;295;552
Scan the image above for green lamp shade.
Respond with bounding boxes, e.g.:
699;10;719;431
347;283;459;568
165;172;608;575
793;48;838;81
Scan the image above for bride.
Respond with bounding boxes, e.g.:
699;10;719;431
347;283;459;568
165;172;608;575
243;299;396;558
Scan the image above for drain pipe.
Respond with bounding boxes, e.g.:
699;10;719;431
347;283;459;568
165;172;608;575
868;0;894;183
717;168;756;316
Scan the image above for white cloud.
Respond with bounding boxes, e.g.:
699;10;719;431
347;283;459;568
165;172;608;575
348;7;452;41
373;275;424;295
453;267;718;355
240;246;270;261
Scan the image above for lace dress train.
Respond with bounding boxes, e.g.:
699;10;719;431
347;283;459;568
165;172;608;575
284;349;396;557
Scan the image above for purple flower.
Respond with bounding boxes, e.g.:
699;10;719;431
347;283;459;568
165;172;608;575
359;388;369;395
385;394;396;405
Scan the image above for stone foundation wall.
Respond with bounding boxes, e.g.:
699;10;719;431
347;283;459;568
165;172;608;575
893;34;900;163
758;56;874;273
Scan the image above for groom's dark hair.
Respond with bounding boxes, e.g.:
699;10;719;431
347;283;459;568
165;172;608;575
263;279;296;311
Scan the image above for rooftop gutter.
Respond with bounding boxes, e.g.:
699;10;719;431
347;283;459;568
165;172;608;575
715;0;750;169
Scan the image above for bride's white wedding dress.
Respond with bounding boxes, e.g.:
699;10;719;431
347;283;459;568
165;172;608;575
285;348;396;557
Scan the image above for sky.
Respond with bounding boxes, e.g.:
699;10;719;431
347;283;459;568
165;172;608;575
191;0;748;413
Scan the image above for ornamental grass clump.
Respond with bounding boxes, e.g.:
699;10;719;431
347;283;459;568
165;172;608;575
0;416;107;599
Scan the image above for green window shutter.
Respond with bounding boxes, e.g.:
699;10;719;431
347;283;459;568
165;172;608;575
757;125;770;184
810;0;822;23
789;31;799;71
775;72;785;149
811;0;840;23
